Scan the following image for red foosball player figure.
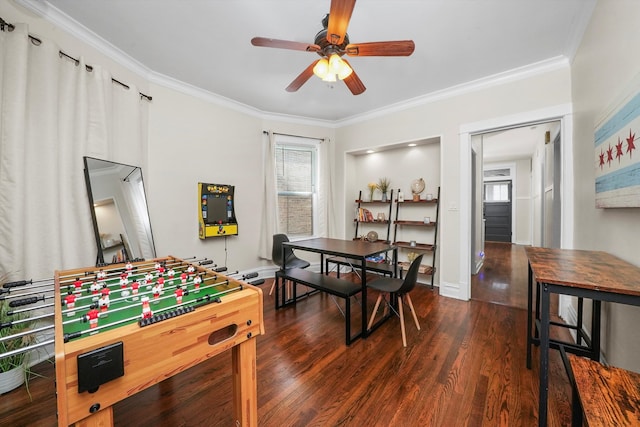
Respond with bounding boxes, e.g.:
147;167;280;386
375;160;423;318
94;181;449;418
73;278;83;294
174;287;183;304
131;280;140;300
193;273;202;293
157;276;165;294
99;288;110;314
158;264;165;277
141;296;152;319
84;308;100;329
180;271;188;286
64;291;77;316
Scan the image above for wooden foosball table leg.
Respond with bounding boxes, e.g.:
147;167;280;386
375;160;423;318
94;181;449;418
232;338;258;427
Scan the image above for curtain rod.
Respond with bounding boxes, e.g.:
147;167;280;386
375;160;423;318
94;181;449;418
0;16;152;102
263;131;324;141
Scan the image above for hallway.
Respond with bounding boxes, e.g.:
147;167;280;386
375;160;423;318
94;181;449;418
471;241;531;310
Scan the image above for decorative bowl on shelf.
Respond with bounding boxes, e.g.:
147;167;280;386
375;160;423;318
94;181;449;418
366;231;378;242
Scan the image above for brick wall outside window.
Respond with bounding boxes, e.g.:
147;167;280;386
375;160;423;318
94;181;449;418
276;145;315;237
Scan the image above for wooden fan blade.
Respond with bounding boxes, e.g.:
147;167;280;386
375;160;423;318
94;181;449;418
286;60;319;92
251;37;321;52
342;59;365;95
345;40;415;57
327;0;356;45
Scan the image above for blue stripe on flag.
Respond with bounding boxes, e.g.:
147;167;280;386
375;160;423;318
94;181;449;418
595;91;640;147
595;162;640;193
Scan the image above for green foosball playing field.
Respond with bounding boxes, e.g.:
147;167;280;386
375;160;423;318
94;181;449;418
59;258;239;341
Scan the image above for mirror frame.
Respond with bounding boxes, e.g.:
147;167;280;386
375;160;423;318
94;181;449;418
83;156;156;265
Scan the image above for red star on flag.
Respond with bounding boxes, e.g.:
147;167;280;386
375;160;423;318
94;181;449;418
616;137;624;162
627;129;636;158
606;144;614;165
599;149;605;169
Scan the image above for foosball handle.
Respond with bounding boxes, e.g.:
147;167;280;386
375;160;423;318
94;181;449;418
9;296;43;307
214;267;227;273
3;279;32;288
249;279;265;286
243;272;259;280
64;332;82;343
199;260;214;266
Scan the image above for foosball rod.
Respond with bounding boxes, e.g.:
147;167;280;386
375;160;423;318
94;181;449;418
0;324;54;344
57;257;213;284
0;339;54;361
7;303;54;316
0;287;54;299
0;312;54;330
2;279;55;292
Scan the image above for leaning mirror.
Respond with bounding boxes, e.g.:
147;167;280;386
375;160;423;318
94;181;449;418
83;157;156;264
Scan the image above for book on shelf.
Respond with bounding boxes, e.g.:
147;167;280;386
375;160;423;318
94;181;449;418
358;208;374;222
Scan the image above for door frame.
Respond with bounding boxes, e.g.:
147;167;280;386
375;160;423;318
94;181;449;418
454;103;574;302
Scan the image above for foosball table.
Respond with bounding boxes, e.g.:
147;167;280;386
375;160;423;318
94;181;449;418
54;256;264;426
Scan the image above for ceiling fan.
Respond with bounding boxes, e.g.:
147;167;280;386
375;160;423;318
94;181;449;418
251;0;415;95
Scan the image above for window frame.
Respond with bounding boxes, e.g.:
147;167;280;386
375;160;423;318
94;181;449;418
274;135;320;238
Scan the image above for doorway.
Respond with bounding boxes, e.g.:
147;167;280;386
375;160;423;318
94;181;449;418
468;119;563;306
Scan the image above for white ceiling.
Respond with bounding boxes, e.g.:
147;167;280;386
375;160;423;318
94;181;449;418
27;0;596;123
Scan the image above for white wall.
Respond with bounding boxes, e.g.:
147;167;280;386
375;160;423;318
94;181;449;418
348;142;442;284
336;68;572;299
570;0;640;372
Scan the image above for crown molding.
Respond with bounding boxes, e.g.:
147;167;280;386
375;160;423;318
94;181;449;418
336;56;570;127
16;0;572;129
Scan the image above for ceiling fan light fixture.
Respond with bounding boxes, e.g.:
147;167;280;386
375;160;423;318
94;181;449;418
313;58;329;79
322;72;337;82
337;62;352;80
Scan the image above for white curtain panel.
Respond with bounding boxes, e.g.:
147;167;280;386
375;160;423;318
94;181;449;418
318;137;337;238
0;23;148;281
257;131;279;260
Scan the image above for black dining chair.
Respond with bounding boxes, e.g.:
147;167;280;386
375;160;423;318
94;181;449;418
269;234;311;295
367;254;423;347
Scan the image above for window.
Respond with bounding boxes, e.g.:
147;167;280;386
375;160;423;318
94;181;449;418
484;181;511;202
275;140;318;237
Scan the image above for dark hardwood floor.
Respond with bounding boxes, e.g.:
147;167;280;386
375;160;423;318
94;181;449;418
1;243;573;426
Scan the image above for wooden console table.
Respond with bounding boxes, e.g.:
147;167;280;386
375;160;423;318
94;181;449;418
524;246;640;427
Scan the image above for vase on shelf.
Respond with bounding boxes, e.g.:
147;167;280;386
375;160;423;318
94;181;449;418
381;192;388;202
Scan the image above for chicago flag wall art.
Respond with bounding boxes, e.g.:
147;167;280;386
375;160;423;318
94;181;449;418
595;77;640;208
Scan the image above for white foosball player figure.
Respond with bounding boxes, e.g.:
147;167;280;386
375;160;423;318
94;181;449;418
97;269;107;283
99;288;110;314
193;274;202;293
125;261;133;276
90;280;101;300
152;283;160;302
187;265;195;277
